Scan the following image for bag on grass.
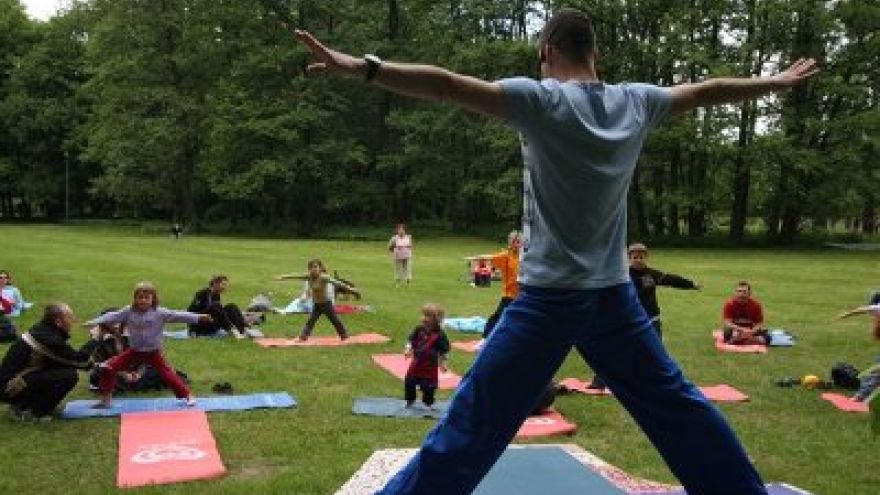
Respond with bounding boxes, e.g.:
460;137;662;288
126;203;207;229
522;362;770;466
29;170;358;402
831;362;861;390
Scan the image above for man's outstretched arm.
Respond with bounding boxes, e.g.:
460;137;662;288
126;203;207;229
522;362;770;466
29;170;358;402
668;58;819;115
294;30;506;119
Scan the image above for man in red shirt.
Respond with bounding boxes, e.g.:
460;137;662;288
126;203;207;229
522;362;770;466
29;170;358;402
722;281;770;345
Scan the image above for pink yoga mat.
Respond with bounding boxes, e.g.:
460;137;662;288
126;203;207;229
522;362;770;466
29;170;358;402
821;392;869;413
516;409;577;438
558;377;612;396
699;384;749;402
560;378;749;402
117;410;226;488
372;354;461;390
452;340;482;353
713;331;768;354
256;332;390;348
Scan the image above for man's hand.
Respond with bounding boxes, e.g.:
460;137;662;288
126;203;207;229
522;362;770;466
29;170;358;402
199;314;213;324
770;58;820;88
294;30;362;78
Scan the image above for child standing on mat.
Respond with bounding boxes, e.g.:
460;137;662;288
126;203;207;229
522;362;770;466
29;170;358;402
404;303;450;409
277;259;359;341
87;282;211;408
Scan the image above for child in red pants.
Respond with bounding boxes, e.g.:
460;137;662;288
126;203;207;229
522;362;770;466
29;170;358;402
87;281;211;408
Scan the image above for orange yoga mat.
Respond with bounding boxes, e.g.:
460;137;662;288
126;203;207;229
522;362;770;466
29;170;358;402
117;410;226;488
559;378;749;402
712;331;768;354
372;353;461;390
256;332;390;348
821;392;869;413
516;409;577;438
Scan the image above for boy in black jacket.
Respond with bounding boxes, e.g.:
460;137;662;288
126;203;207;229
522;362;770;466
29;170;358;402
589;243;701;389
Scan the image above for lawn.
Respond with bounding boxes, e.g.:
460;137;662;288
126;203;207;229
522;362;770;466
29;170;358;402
0;224;877;494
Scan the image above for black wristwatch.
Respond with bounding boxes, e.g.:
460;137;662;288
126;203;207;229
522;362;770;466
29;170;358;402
364;54;382;82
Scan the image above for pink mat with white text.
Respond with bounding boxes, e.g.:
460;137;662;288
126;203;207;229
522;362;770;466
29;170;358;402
117;410;226;488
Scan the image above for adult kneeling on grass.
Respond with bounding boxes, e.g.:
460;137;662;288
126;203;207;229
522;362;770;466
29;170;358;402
0;303;98;421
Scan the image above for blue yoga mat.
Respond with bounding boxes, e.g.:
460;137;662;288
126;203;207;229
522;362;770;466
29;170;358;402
61;392;296;419
352;397;450;419
769;329;796;347
442;317;487;333
473;446;626;494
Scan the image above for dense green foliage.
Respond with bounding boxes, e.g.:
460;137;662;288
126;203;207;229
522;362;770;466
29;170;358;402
0;0;877;243
0;225;878;494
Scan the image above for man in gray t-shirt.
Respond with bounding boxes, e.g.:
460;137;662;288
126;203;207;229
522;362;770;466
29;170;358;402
295;8;817;495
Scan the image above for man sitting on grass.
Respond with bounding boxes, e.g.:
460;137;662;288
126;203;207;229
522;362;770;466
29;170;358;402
722;281;770;345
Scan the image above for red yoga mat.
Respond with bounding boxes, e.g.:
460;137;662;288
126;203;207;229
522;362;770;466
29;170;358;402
713;331;768;354
372;353;461;390
117;410;226;488
516;409;577;438
452;340;482;353
256;332;390;348
821;392;869;413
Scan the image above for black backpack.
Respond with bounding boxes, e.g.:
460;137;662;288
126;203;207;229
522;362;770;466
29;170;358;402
831;362;861;390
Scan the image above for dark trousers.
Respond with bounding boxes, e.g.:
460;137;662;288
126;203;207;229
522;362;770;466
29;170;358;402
9;367;78;416
379;283;765;495
591;318;663;390
404;376;437;406
483;297;513;338
301;301;348;339
191;303;246;336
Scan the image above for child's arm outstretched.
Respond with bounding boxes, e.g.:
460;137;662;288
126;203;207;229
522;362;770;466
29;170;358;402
276;273;309;281
835;305;880;320
329;277;360;297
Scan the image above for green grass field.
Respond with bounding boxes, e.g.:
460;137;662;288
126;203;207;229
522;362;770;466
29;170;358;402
0;225;877;494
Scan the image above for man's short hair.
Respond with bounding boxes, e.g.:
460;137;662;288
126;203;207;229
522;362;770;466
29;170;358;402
539;8;597;62
737;281;751;290
42;303;69;325
627;242;648;254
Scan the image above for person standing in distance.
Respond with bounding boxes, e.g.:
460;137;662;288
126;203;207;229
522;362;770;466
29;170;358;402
293;8;818;494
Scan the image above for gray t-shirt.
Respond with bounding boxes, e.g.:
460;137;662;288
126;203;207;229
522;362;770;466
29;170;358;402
499;77;671;289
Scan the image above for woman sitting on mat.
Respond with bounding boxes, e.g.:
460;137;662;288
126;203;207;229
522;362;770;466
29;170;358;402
87;282;211;408
404;303;450;409
277;259;360;341
836;303;880;402
188;275;261;339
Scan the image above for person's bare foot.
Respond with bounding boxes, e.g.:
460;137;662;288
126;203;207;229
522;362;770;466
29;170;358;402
92;397;112;409
185;396;197;407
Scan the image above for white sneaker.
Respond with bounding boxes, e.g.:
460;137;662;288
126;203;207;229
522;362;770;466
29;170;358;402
185;396;197;407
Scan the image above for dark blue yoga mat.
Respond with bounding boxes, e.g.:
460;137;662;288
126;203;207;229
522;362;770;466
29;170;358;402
352;397;450;419
640;483;813;495
61;392;296;419
473;446;627;494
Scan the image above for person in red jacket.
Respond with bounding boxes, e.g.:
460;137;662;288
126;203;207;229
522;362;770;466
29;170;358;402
722;281;770;345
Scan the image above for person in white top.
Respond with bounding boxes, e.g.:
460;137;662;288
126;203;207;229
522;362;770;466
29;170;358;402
388;223;413;287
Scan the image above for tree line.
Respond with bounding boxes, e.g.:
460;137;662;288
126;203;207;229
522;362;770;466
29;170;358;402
0;0;877;243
